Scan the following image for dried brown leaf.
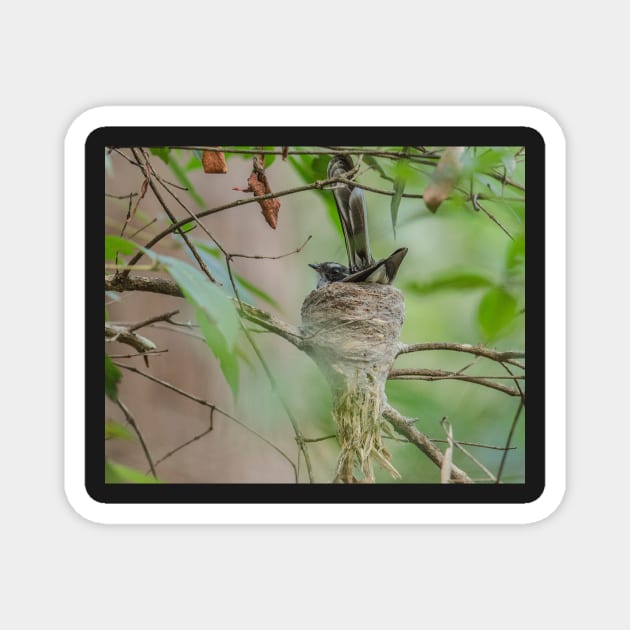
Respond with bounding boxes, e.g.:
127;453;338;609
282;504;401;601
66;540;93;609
242;155;280;229
202;148;228;174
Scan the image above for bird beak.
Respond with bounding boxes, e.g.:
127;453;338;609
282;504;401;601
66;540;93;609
308;263;319;270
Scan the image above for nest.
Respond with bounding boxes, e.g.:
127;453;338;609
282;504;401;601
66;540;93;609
301;282;405;482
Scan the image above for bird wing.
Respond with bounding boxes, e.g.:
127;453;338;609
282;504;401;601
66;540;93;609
341;247;408;285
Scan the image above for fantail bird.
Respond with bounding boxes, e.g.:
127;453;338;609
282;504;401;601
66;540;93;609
309;155;407;288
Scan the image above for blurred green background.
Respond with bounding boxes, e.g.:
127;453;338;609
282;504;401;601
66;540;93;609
105;146;525;484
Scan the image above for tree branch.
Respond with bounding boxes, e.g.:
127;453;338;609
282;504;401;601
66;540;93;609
106;273;184;297
382;405;473;483
397;341;525;368
116;398;157;478
388;368;522;397
104;274;305;350
105;322;157;353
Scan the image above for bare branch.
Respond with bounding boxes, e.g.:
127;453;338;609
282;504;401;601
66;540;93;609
382;405;473;483
115;362;298;478
453;440;497;482
105;322;156;353
116;399;157;478
388;367;522;396
228;235;312;261
397;341;525;368
108;350;169;360
128;309;180;332
104;274;305;350
105;273;184;297
471;194;514;240
440;417;454;484
127;148;218;284
238;301;304;349
152;409;214;470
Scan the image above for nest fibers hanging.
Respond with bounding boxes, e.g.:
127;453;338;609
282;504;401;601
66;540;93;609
301;281;405;483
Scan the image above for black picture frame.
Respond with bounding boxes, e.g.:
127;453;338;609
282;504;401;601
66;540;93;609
93;126;543;505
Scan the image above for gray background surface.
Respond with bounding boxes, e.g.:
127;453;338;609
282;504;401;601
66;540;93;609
4;2;621;628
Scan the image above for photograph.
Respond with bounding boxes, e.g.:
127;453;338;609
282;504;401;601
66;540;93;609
100;139;532;497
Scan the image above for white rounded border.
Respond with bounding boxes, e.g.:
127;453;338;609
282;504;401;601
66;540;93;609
65;106;565;524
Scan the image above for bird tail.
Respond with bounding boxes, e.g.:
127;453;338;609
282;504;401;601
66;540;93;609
327;155;374;271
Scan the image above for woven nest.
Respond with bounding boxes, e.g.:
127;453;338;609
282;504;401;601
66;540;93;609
301;282;405;482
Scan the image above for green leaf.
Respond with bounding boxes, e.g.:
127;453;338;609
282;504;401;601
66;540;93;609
287;154;312;183
169;218;197;234
184;153;203;172
105;355;121;401
406;271;495;295
166;258;239;348
501;153;516;175
310;154;329;179
469;147;517;175
234;275;281;310
288;151;354;239
144;251;240;350
105;460;162;484
196;307;240;398
478;287;517;340
105;235;137;261
391;177;406;237
149;147;171;164
287;155;343;239
390;147;412;235
105;419;135;441
363;155;394;182
473;172;502;196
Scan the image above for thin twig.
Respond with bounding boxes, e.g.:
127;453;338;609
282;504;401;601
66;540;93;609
121;168;395;270
495;361;527;483
471;195;514;240
105;323;156;353
228;235;312;261
109;147;142;167
453;440;497;482
108;350;169;359
128;218;158;240
382;405;472;483
106;192;138;200
336;176;424;199
122;149;218;285
168;146;439;165
440;417;454;484
128;309;180;332
430;439;516;451
152;409;214;470
495;399;524;483
302;434;337;443
397;342;525;368
115;363;297;477
388;368;522;396
116;399;157;478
